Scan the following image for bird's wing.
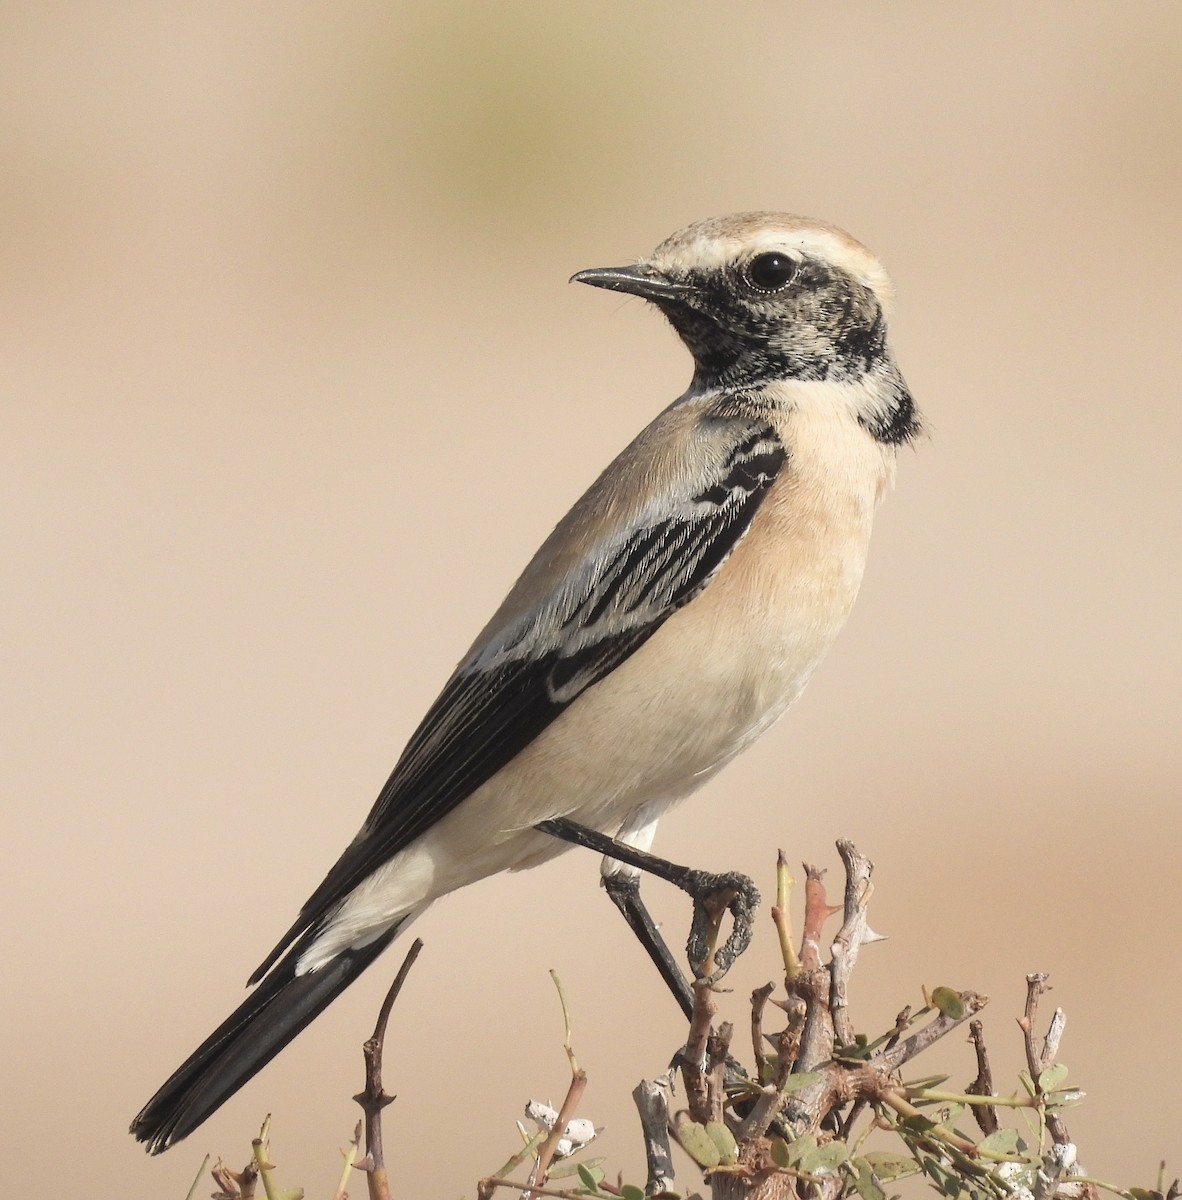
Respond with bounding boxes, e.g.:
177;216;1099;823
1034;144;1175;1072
251;414;785;983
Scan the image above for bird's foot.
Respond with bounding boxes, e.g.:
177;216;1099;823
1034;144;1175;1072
678;868;761;984
535;816;762;987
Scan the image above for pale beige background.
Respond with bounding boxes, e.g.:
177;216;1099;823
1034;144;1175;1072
3;4;1180;1197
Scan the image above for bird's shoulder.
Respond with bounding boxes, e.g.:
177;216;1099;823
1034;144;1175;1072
466;392;783;651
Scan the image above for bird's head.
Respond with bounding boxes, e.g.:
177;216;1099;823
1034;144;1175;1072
573;212;902;401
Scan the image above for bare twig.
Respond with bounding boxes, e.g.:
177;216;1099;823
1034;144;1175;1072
1018;972;1072;1147
789;859;842;1074
883;1004;912;1052
706;1021;733;1125
837;1097;867;1142
526;971;591;1200
184;1155;212;1200
770;851;800;980
482;1177;593;1199
734;1001;822;1141
525;1066;588;1199
731;1084;780;1142
332;1121;363;1200
791;963;833;1072
829;840;880;1048
633;1072;677;1196
965;1019;1000;1136
1018;972;1052;1073
798;863;837;973
550;969;581;1074
872;990;989;1073
750;982;775;1083
353;938;425;1200
251;1117;286;1200
776;992;806;1079
681;979;718;1123
478;1131;546;1200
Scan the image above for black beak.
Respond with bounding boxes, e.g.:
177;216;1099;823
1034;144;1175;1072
570;264;694;303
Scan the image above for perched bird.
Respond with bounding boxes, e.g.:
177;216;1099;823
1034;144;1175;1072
131;212;920;1154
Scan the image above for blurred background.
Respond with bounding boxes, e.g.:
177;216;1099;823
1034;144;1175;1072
3;3;1180;1196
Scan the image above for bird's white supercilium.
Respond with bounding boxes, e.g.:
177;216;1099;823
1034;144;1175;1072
131;211;921;1153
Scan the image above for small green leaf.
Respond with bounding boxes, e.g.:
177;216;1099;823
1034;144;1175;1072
783;1135;817;1167
674;1119;721;1168
1044;1087;1085;1109
577;1161;604;1192
900;1113;937;1134
705;1121;738;1166
937;1102;965;1128
549;1156;604;1179
836;1034;872;1063
769;1138;792;1169
859;1151;920;1183
782;1070;824;1094
978;1128;1021;1155
274;1190;304;1200
1038;1063;1069;1092
1127;1189;1158;1200
920;1156;944;1182
929;987;966;1019
620;1186;646;1200
851;1163;887;1200
901;1073;950;1090
800;1142;848;1174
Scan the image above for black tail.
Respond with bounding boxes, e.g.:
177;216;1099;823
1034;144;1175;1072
130;923;404;1154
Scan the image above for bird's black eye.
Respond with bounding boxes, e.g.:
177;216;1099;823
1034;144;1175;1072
744;251;798;293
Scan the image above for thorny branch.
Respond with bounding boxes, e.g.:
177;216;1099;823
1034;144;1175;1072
750;981;776;1083
625;841;1135;1200
353;937;424;1200
966;1017;1000;1136
828;840;881;1049
682;979;719;1124
524;1069;589;1200
633;1071;677;1196
1019;972;1073;1147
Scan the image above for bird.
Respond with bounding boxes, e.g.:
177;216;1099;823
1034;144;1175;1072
131;211;920;1154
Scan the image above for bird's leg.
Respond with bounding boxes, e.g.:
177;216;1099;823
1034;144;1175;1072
601;870;694;1018
535;817;761;991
